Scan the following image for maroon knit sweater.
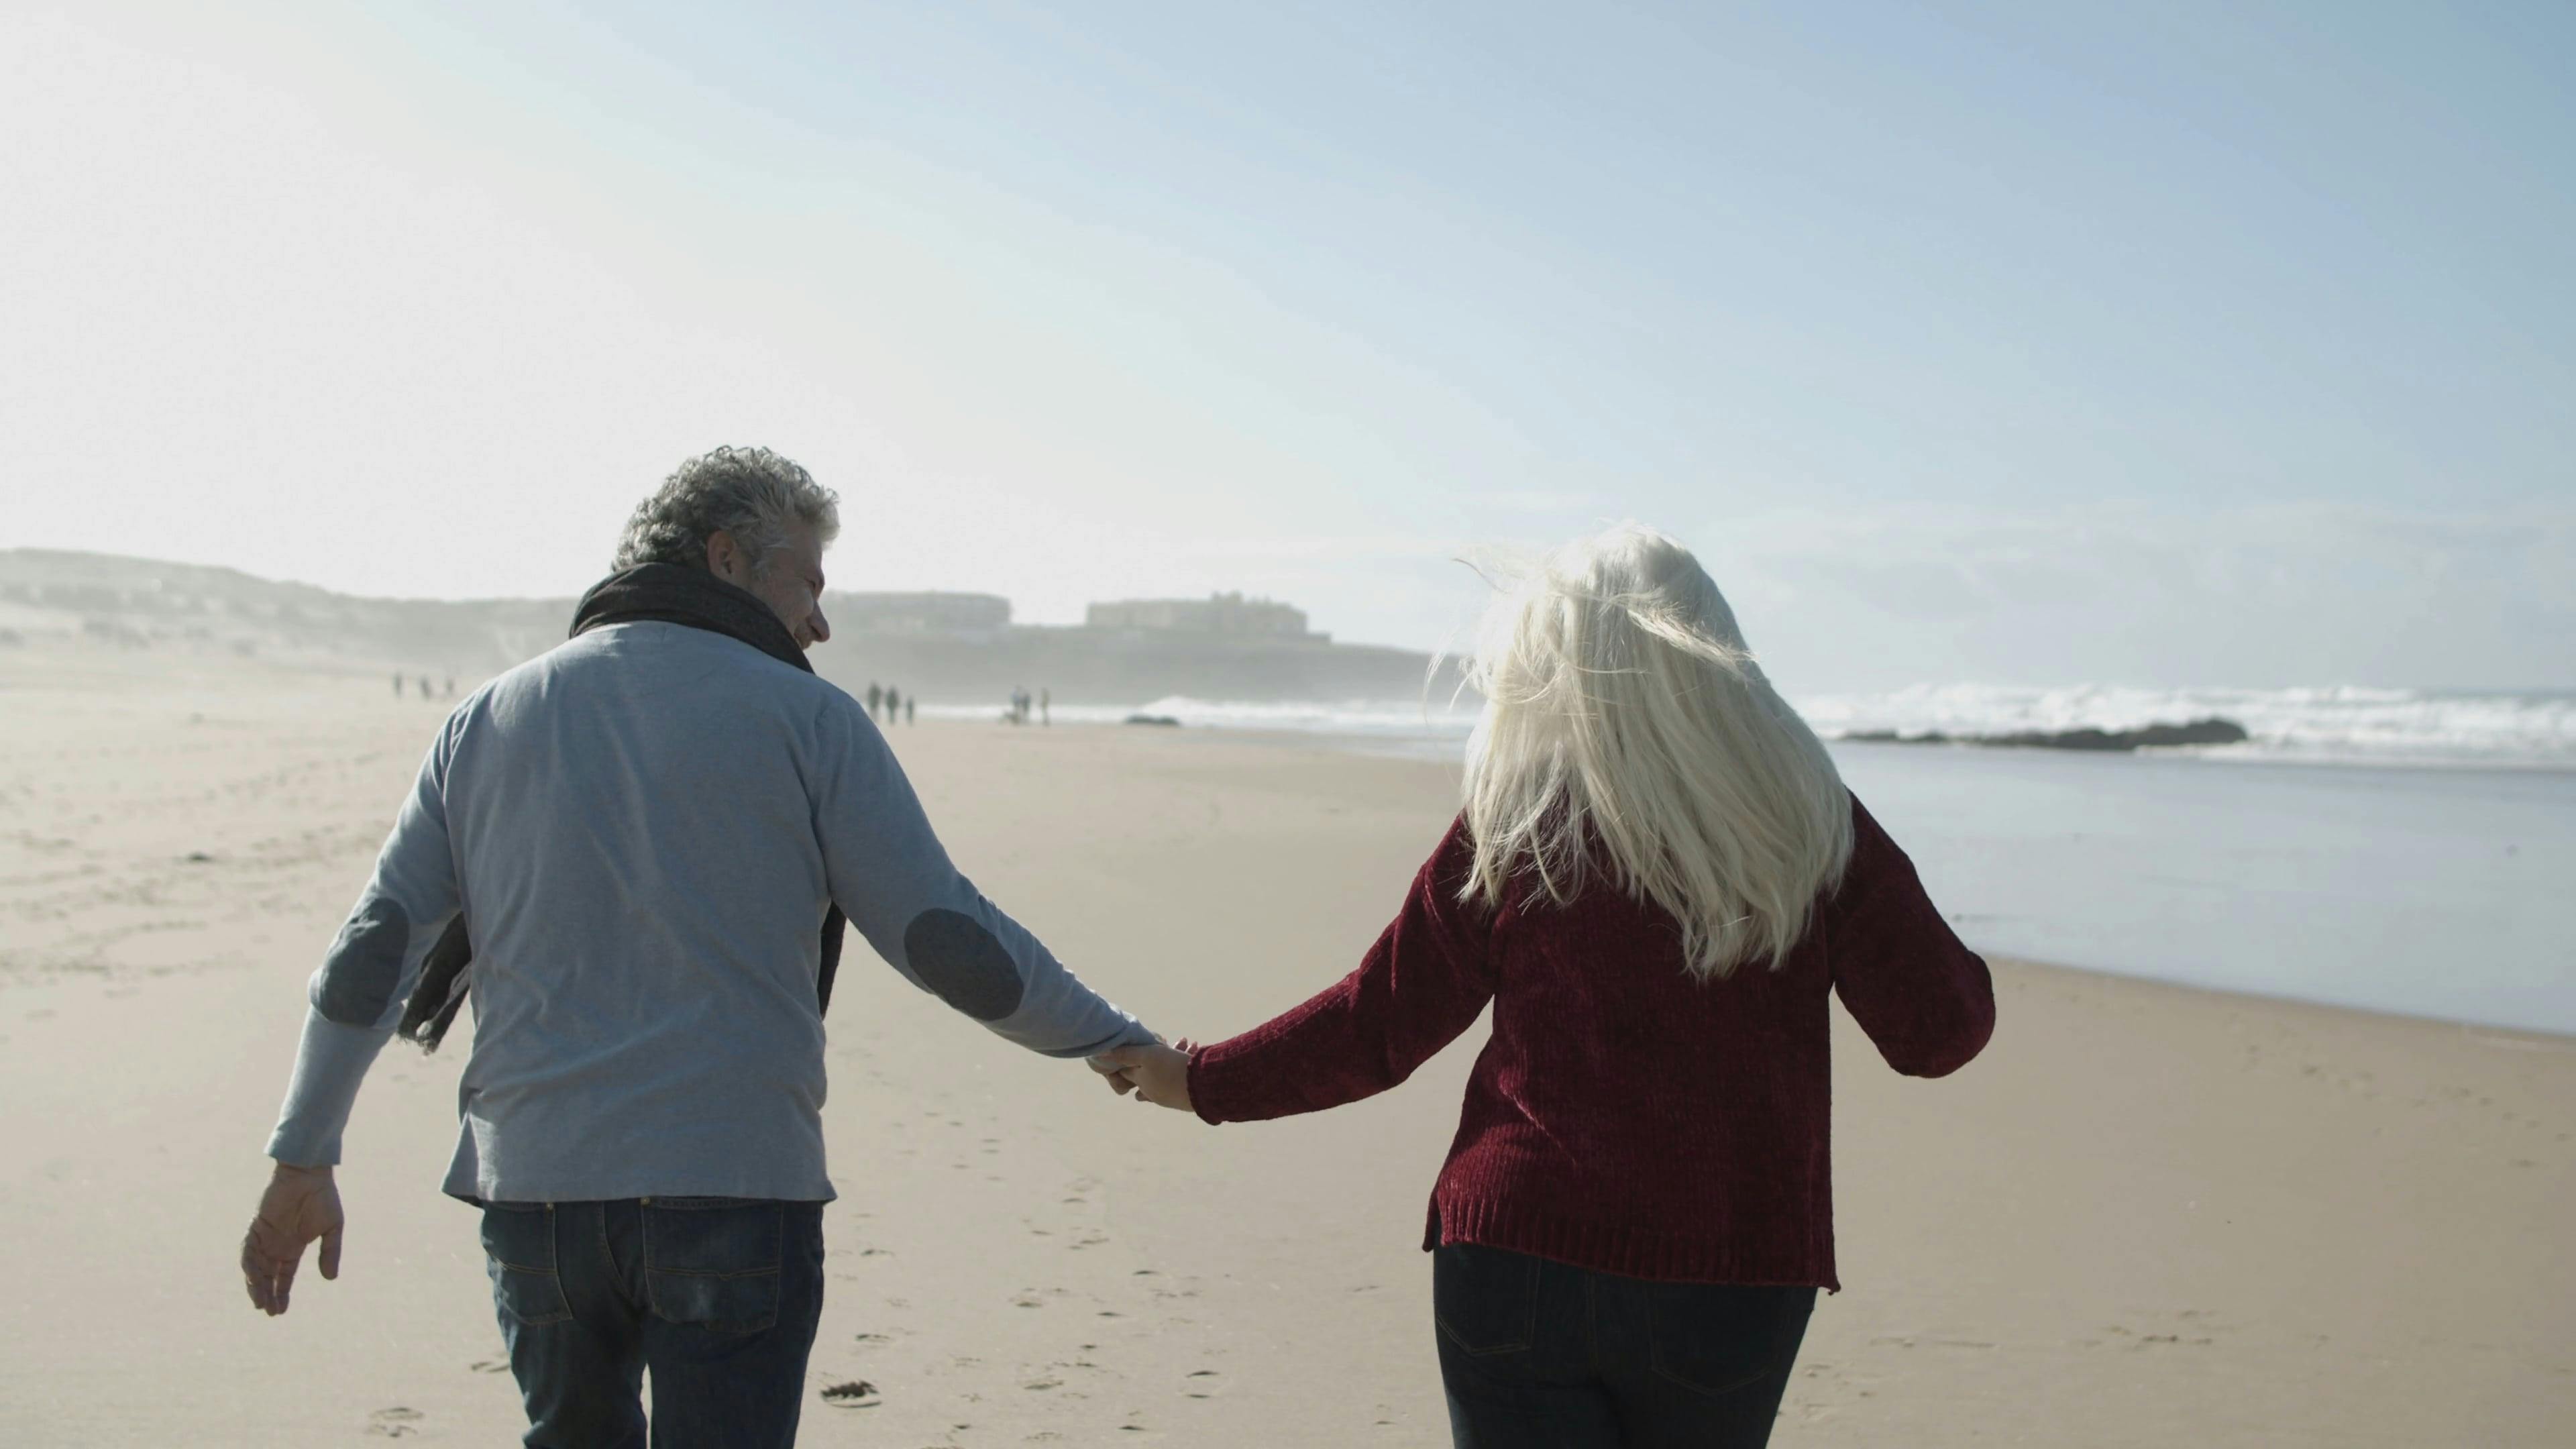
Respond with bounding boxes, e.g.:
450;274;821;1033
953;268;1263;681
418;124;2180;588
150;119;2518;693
1186;795;1994;1291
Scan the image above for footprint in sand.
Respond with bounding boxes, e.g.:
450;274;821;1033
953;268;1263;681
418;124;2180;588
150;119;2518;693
2100;1324;2214;1348
468;1357;511;1374
366;1407;423;1437
1184;1369;1221;1399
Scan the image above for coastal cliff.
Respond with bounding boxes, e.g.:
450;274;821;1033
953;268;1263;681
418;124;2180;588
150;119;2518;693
0;550;1446;704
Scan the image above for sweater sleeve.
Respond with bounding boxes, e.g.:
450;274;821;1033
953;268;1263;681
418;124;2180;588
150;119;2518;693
266;720;466;1167
813;691;1152;1059
1189;816;1493;1124
1826;795;1996;1078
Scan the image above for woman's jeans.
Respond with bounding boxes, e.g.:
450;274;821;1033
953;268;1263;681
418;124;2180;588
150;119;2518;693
1434;1243;1816;1449
479;1197;827;1449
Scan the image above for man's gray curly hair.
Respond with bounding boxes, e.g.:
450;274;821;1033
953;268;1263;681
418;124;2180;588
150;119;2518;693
612;446;841;576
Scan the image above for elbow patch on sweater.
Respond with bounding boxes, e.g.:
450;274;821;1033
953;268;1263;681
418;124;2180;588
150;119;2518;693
314;894;410;1026
902;908;1026;1021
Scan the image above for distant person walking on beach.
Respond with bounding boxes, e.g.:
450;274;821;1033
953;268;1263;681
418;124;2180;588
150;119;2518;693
238;446;1153;1448
1040;688;1050;727
904;694;915;726
866;680;883;721
1107;525;1994;1448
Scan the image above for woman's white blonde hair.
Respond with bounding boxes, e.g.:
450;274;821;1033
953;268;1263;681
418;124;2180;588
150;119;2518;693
1456;523;1854;978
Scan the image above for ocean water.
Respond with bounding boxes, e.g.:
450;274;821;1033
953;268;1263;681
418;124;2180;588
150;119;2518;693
1794;682;2576;771
922;694;1485;745
922;686;2576;1036
1827;743;2576;1037
934;684;2576;772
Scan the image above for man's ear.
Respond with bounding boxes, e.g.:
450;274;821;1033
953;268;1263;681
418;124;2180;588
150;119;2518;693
704;529;745;584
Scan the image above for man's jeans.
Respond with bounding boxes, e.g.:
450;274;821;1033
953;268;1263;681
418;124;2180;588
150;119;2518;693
480;1198;826;1449
1432;1243;1815;1449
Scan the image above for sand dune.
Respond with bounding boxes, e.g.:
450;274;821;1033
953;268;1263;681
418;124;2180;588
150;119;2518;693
1;638;2569;1446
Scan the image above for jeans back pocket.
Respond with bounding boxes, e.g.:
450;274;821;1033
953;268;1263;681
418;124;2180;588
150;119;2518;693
480;1203;574;1327
641;1198;784;1336
1433;1244;1542;1356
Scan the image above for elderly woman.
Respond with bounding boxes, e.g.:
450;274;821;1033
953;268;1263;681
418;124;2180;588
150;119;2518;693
1110;524;1995;1448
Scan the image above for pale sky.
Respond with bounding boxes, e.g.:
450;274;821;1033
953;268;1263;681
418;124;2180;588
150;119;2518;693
4;1;2569;690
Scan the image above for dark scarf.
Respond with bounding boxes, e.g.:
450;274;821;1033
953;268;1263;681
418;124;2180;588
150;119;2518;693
396;563;847;1051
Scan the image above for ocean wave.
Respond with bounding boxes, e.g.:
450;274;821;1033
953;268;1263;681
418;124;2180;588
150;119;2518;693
1793;684;2576;767
924;685;2576;769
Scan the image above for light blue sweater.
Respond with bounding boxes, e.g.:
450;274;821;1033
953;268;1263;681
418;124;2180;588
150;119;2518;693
266;622;1153;1201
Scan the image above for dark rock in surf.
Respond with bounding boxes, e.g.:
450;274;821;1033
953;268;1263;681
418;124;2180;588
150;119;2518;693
1841;716;2248;753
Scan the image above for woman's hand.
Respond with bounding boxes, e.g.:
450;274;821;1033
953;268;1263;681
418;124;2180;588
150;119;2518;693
1102;1039;1196;1113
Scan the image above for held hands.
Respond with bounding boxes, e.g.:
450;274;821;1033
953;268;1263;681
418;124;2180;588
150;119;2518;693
1087;1038;1197;1114
240;1162;344;1316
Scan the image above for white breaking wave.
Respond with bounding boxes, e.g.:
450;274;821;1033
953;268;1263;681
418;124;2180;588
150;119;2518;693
1794;684;2576;768
924;686;2576;769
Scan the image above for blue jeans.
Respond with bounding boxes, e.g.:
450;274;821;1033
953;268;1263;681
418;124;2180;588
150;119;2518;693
1433;1244;1815;1448
480;1198;826;1449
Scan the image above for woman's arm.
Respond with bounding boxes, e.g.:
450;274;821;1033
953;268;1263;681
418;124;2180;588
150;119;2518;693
1163;816;1496;1123
1827;796;1997;1077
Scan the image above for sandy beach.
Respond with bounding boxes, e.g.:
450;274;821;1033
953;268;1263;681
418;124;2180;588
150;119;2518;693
2;648;2570;1447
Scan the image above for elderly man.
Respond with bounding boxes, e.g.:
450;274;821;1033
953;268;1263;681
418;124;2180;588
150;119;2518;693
239;447;1153;1448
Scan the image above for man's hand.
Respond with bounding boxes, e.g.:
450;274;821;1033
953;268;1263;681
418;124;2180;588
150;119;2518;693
1086;1051;1139;1096
1102;1039;1196;1114
240;1162;344;1316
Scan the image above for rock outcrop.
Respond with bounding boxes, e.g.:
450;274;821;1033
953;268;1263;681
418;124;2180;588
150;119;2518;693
1843;717;2249;752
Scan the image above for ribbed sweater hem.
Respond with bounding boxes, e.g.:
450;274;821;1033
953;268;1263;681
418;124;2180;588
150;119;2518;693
1426;1193;1841;1294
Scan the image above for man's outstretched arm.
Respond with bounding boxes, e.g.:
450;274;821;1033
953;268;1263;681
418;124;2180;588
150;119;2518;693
243;721;463;1315
813;696;1154;1060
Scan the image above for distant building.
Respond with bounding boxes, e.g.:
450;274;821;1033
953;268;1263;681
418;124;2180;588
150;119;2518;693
831;592;1012;635
1085;592;1325;642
